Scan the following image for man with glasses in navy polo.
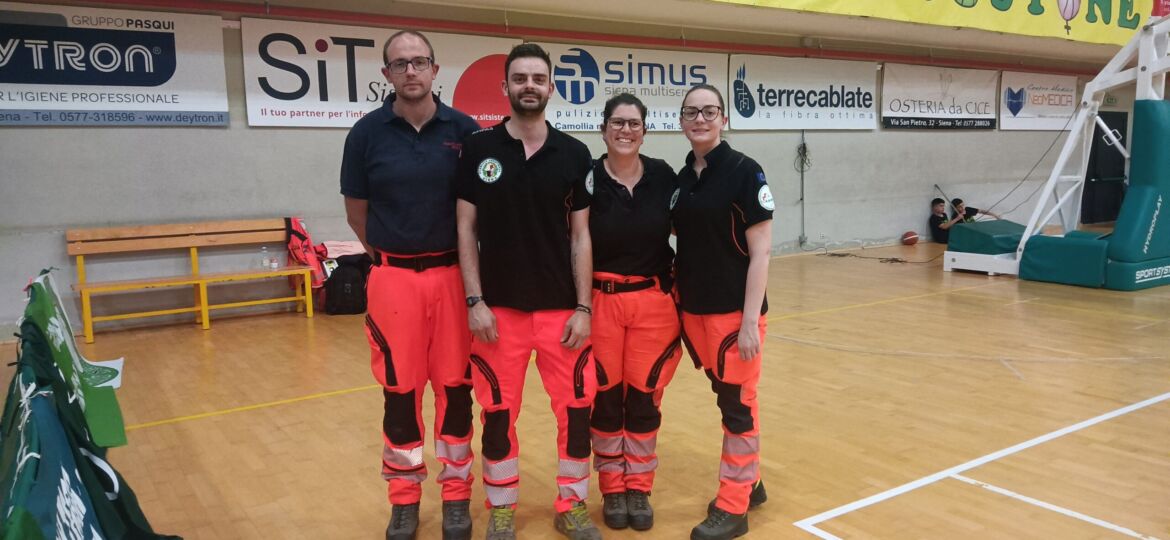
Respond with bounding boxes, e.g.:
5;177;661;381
340;30;481;540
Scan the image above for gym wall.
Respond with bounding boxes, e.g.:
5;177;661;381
0;8;1136;336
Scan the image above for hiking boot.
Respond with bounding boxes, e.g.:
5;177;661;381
625;490;654;531
554;502;603;540
706;480;767;516
601;492;628;529
442;500;472;540
485;506;516;540
386;503;419;540
690;507;748;540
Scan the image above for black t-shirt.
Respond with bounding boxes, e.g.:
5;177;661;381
340;94;480;254
929;214;950;243
953;207;980;223
586;155;677;280
673;141;773;315
456;121;592;312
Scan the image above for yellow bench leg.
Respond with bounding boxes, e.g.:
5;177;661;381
198;282;211;330
303;270;314;318
193;284;203;324
81;290;94;344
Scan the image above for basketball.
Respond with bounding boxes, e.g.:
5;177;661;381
901;231;919;245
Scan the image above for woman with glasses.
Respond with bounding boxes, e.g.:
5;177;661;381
585;93;682;533
673;84;772;540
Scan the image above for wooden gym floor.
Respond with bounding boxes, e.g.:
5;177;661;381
2;242;1168;539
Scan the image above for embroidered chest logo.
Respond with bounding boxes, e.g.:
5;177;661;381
478;158;503;183
669;187;680;210
585;170;594;195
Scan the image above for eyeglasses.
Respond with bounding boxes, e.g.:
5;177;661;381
605;118;644;131
680;105;723;122
386;56;433;74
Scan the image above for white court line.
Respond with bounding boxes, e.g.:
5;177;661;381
794;391;1170;538
1134;320;1168;331
1005;298;1040;306
999;358;1025;380
951;474;1163;540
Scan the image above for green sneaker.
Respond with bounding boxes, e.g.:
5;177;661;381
555;502;603;540
485;506;515;540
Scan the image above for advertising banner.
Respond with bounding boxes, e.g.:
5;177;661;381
728;55;877;130
1000;71;1078;130
0;2;229;126
241;18;519;127
710;0;1150;46
881;63;998;130
535;42;728;131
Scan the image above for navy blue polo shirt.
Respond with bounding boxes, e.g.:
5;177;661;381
340;94;480;254
673;140;773;315
587;155;677;280
456;121;592;312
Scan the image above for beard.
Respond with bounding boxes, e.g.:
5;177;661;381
394;84;431;104
508;90;549;117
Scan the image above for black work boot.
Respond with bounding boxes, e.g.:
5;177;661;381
441;499;472;540
707;480;767;516
385;503;420;540
625;490;654;531
602;492;629;529
690;507;748;540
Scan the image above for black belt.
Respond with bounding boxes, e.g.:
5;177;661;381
593;278;655;294
378;251;458;272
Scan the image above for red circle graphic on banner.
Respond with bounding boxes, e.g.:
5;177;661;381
453;54;510;128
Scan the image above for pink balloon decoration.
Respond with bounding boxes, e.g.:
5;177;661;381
1058;0;1081;34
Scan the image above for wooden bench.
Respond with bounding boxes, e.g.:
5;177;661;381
66;219;314;343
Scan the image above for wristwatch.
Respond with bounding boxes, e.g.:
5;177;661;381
466;295;483;308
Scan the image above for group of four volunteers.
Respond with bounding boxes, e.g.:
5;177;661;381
341;31;773;540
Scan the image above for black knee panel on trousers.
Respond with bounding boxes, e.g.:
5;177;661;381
482;409;511;460
590;384;624;432
383;390;422;445
623;387;661;433
566;406;592;459
440;384;474;438
706;372;754;434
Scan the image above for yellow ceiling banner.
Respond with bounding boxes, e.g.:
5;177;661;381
712;0;1153;46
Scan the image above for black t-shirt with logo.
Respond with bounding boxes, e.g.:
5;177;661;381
340;94;480;254
456;121;592;312
673;140;773;315
586;155;677;280
929;214;950;243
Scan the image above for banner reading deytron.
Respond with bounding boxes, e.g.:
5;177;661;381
535;42;728;131
710;0;1151;46
241;18;518;127
728;55;877;130
0;2;228;126
882;63;998;129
